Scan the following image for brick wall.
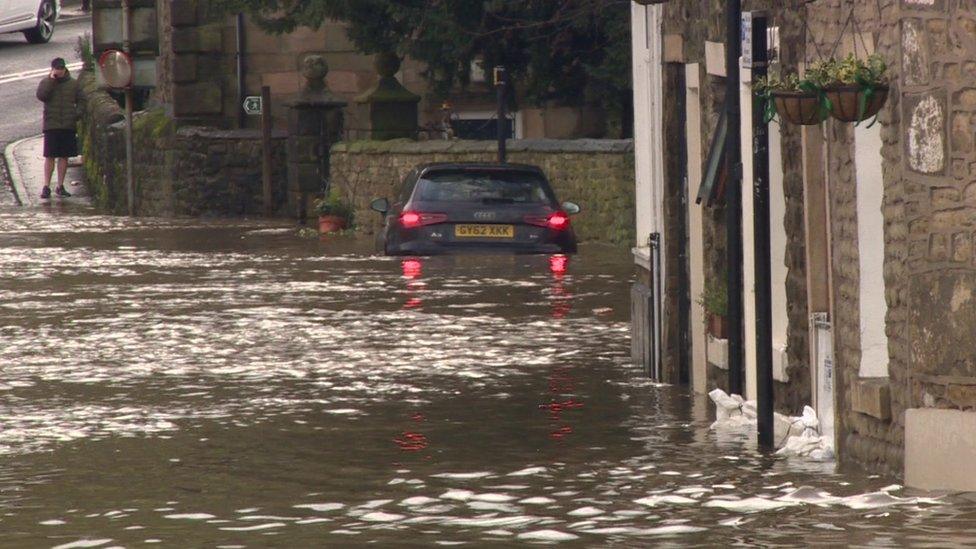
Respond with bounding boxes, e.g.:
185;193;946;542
329;139;635;245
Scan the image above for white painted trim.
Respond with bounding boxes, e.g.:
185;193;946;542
739;65;789;399
632;247;652;270
740;66;757;401
769;113;790;371
685;63;707;395
855;123;889;378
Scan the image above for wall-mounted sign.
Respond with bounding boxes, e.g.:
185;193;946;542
243;96;263;115
99;49;133;88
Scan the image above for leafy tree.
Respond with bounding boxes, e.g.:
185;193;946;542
216;0;633;137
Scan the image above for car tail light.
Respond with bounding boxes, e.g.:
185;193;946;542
525;211;571;231
400;211;447;228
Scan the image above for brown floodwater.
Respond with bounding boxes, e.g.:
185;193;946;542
1;204;974;547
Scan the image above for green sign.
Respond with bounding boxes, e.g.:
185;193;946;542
243;96;262;115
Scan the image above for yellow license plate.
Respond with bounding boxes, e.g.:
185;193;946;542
455;224;514;238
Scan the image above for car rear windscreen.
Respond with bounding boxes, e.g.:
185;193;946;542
414;171;554;205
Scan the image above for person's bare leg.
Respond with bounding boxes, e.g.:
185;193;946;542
43;157;55;189
56;158;68;189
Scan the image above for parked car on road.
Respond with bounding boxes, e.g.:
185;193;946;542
371;163;580;256
0;0;59;43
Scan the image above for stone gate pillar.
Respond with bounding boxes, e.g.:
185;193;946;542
285;55;347;220
355;52;420;140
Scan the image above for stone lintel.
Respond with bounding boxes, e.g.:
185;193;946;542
851;377;892;420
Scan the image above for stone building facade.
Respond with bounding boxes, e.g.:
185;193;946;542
633;0;976;485
152;0;611;138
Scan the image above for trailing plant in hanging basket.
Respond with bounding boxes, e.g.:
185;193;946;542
809;53;889;125
754;74;828;126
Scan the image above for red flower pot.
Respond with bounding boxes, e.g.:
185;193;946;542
708;314;727;339
318;215;346;233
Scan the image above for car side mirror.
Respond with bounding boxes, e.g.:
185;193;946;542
370;198;389;214
562;201;581;215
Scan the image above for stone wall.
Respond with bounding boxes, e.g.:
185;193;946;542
78;71;287;217
661;0;812;415
329;139;635;245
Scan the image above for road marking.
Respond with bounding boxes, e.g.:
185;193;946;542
0;62;83;86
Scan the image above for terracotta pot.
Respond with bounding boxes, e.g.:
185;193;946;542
708;314;727;339
825;85;888;122
771;91;826;125
318;215;346;233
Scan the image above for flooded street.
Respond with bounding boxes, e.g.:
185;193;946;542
1;205;975;547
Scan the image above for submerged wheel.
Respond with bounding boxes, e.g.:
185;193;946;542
24;0;56;44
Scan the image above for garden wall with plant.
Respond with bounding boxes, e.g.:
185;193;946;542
328;139;636;245
79;70;288;216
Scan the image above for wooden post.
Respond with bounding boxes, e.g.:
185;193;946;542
261;85;272;217
122;0;134;216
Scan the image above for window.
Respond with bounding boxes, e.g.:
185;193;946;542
414;171;554;205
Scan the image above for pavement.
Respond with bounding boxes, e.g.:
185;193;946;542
4;135;87;206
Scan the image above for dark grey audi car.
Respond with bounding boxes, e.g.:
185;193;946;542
370;163;580;255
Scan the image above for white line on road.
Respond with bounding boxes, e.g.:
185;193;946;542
0;62;83;86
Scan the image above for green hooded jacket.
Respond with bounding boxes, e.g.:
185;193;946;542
36;71;83;131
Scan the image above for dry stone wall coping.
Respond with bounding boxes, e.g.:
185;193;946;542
331;138;634;155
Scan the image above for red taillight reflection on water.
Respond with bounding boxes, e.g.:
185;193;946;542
549;254;568;275
402;259;423;279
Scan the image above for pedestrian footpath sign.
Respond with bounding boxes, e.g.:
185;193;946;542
243;96;262;115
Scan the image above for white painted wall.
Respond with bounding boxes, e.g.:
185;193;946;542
740;68;757;401
630;3;665;270
685;64;707;394
769;120;790;382
855;124;889;378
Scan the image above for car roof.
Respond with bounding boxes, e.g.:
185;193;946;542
415;162;546;176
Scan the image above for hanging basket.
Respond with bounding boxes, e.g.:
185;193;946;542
825;85;888;123
771;91;827;125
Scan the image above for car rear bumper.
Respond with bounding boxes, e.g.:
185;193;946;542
387;240;576;256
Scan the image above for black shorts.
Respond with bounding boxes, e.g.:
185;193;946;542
43;129;78;158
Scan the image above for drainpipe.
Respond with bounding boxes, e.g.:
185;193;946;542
236;13;246;128
725;0;745;396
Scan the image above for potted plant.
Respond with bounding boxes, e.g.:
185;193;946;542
313;191;354;233
754;74;827;126
698;277;729;339
810;53;889;124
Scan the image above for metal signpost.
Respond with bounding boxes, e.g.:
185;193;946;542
243;91;272;217
98;47;134;215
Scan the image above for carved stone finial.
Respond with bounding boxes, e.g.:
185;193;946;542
301;54;328;93
374;52;401;79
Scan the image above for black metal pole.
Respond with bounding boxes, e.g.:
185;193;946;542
749;12;774;450
495;66;507;163
725;0;745;396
